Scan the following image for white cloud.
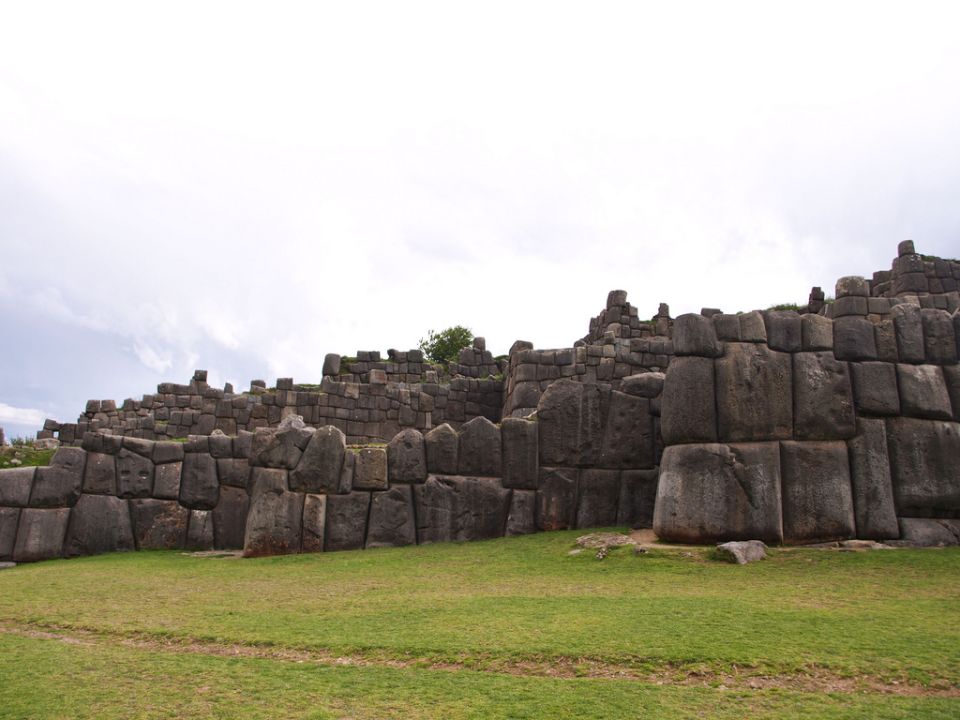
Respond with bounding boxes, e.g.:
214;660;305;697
0;403;47;427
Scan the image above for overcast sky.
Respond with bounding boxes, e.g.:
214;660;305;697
1;1;959;440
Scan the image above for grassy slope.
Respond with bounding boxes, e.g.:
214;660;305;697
0;531;958;719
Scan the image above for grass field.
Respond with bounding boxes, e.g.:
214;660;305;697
1;531;958;719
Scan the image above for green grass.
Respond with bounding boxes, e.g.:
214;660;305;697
0;531;958;718
0;443;55;469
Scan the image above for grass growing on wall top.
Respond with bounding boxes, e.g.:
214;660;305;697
0;443;55;469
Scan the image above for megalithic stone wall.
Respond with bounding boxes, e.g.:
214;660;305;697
654;287;960;545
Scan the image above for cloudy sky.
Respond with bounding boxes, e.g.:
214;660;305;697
1;1;958;440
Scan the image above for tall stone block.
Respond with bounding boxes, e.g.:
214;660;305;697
13;508;70;562
185;510;215;550
82;452;117;495
673;313;723;357
847;419;899;540
353;448;388;490
501;418;538;489
850;362;900;416
116;449;154;499
130;499;189;550
63;494;134;557
301;494;326;553
212;485;249;549
764;311;802;352
792;352;855;440
366;485;417;549
599;392;654;469
661;356;717;444
833;317;878;361
425;424;459;475
537;379;602;467
324;491;371;552
290;426;347;493
575;469;620;529
0;507;21;561
30;448;85;508
896;364;953;420
922;309;958;364
617;468;659;529
715;343;792;442
780;441;855;544
505;489;536;536
458;417;502;477
801;314;833;351
388;428;427;483
891;304;924;363
0;467;34;507
179;453;220;510
243;468;304;557
414;476;511;543
885;418;960;515
535;468;579;531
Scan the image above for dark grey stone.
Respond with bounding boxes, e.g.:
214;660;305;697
122;436;156;459
388;428;427;483
301;494;326;553
847;419;900;540
832;295;868;318
599;392;654;469
716;343;792;442
12;508;70;562
153;442;185;464
458;417;502;476
617;468;659;529
63;494;134;557
501;418;538;490
353;448;388;490
179;453;220;510
712;314;741;342
850;362;900;416
886;418;960;515
833;317;878;361
130;499;188;550
216;458;250;490
792;352;855;440
153;461;182;500
661;356;717;444
836;275;869;298
212;485;249;549
576;469;620;529
536;467;578;531
425;424;459;475
322;353;341;376
673;313;723;357
116;448;154;499
250;422;307;470
896;364;953;420
764;311;802;352
0;507;21;561
324;491;371;551
874;319;899;362
243;468;304;557
716;540;768;564
620;372;664;398
414;476;511;543
891;304;925;363
653;442;782;544
366;485;416;548
922;309;957;364
800;314;834;351
944;365;960;421
81;452;116;495
185;510;215;550
536;380;602;467
0;467;35;506
505;489;536;536
208;432;233;459
738;311;767;342
896;518;958;546
30;448;86;508
290;426;347;493
780;440;855;544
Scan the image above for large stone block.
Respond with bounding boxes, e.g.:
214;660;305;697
30;448;85;508
63;494;134;557
415;475;511;543
885;418;960;515
250;418;311;469
0;507;21;561
537;380;602;467
130;499;189;550
575;469;620;529
620;372;664;398
653;442;782;544
764;311;802;352
535;467;578;531
661;356;717;444
738;311;767;342
185;510;215;550
850;362;900;416
896;364;953;420
847;419;900;540
874;319;899;363
82;452;117;495
801;314;833;351
945;365;960;421
833;317;877;361
501;418;538;490
215;458;250;490
505;489;536;536
712;313;741;342
290;426;347;493
715;343;792;442
425;424;459;475
243;468;304;557
897;518;959;547
617;468;659;529
780;441;855;544
891;304;924;363
324;491;371;552
922;309;957;364
599;392;654;469
388;428;427;483
792;352;855;440
673;313;723;357
301;494;326;553
458;417;502;476
116;448;154;498
212;485;249;549
179;453;220;510
0;467;34;506
12;508;70;562
366;485;416;549
153;442;185;464
353;448;388;490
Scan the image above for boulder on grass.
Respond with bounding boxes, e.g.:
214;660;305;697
716;540;767;564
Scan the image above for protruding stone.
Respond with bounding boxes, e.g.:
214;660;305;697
366;485;417;549
620;372;664;398
353;447;388;490
458;417;502;476
425;424;459;475
322;353;341;376
738;311;767;343
63;494;134;557
716;540;767;564
661;357;717;444
607;289;628;308
388;428;427;483
672;313;723;357
715;343;792;442
792;352;855;441
780;441;855;544
897;239;915;256
501;418;538;490
835;276;869;298
290;426;347;493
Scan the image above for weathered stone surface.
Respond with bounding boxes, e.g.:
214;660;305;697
425;424;459;475
715;343;792;442
896;518;959;546
945;365;960;421
30;448;85;508
896;364;953;420
388;428;427;483
537;380;602;467
780;441;855;544
833;317;877;361
661;356;717;444
208;432;233;459
847;419;900;540
653;442;782;544
12;508;70;562
339;451;355;494
290;426;346;493
673;313;723;357
152;461;182;500
353;448;388;490
576;469;620;529
620;372;664;398
850;362;900;416
215;458;250;489
301;494;326;553
716;540;767;564
123;436;156;459
81;432;122;455
324;491;371;551
535;467;579;531
116;448;154;498
617;468;659;529
792;352;855;440
179;453;219;510
243;468;304;557
185;510;215;550
366;484;417;548
833;295;868;318
212;485;249;549
886;418;960;515
598;392;654;469
322;353;341;376
505;489;536;536
0;467;35;506
250;419;309;469
63;494;134;557
153;442;185;464
836;275;869;298
891;303;924;363
458;417;502;476
81;452;116;495
922;309;957;364
801;314;833;351
129;499;188;549
0;507;21;561
764;311;802;352
874;319;899;362
738;311;767;342
501;418;538;490
414;476;511;543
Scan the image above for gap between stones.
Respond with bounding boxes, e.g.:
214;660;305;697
1;621;956;697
